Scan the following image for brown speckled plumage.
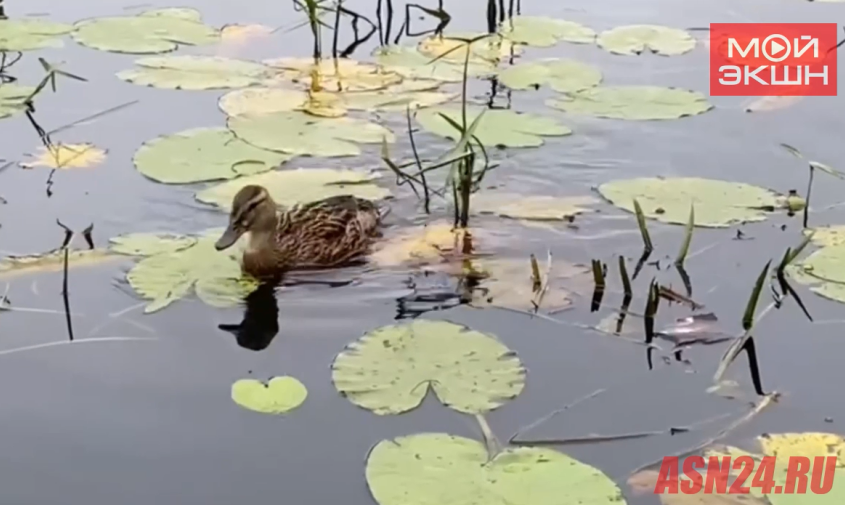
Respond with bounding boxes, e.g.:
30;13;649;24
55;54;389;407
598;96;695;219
214;185;384;280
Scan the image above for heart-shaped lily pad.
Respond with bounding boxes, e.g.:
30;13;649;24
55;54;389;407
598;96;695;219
118;55;272;90
228;111;395;157
416;106;571;148
373;45;496;83
597;24;696;56
110;233;198;256
598;177;782;227
196;169;391;211
366;433;626;505
133;127;291;184
499;16;596;47
72;8;219;54
548;86;713;120
499;58;602;93
231;377;308;414
266;56;402;92
0;18;75;51
331;319;525;415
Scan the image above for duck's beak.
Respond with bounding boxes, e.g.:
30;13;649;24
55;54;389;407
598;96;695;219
215;222;243;251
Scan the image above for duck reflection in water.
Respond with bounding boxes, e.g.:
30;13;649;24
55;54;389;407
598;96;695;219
218;282;280;351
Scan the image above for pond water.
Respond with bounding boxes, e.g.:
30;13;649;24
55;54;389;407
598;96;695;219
1;0;845;504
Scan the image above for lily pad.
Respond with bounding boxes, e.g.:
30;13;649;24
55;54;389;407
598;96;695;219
265;57;402;92
794;243;845;284
196;169;391;212
703;433;845;504
109;233;198;256
597;177;782;227
597;25;695;56
331;319;525;415
0;84;34;120
472;193;599;221
125;230;258;313
0;18;75;51
370;222;475;268
228;111;395;157
133;127;291;184
549;86;712;120
418;32;521;63
417;107;571;148
117;55;272;90
805;225;845;247
499;16;596;47
374;45;495;83
72;8;219;54
499;58;602;93
0;249;120;280
367;433;625;505
231;377;307;415
469;257;591;313
20;143;107;169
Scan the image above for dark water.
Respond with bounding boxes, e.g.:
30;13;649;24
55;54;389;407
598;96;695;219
1;0;845;504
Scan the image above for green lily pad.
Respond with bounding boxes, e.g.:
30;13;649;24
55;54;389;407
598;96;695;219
417;32;521;64
72;8;219;54
499;58;602;93
0;248;121;280
367;433;626;505
231;377;308;415
473;193;599;220
417;107;571;148
549;86;713;120
219;88;309;116
499;16;596;47
597;177;782;227
133;127;291;184
795;243;845;284
125;230;258;313
0;18;75;51
196;168;391;212
373;45;495;83
109;233;198;256
0;84;34;120
597;25;696;56
805;225;845;247
331;319;525;415
228;111;395;157
117;55;272;90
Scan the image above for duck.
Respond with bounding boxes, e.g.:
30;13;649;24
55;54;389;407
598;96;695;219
214;185;386;280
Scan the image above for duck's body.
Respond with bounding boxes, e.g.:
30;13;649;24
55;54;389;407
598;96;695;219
215;185;384;280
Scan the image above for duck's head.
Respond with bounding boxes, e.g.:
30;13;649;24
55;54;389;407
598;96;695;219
215;185;277;251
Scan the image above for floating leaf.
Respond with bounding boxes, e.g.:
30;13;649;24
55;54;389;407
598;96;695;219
473;193;599;221
0;249;120;280
0;84;34;120
469;257;591;312
499;16;596;47
598;177;782;227
549;86;713;120
0;18;75;51
805;225;845;247
117;55;272;90
367;434;625;505
109;233;198;256
133;127;291;184
125;230;258;313
20;143;106;169
417;107;571;148
266;57;402;92
597;25;695;56
196;169;390;212
499;58;602;93
417;32;520;63
72;8;219;54
228;111;395;157
219;87;309;116
370;222;473;268
231;377;307;414
332;320;525;415
374;45;495;82
795;243;845;284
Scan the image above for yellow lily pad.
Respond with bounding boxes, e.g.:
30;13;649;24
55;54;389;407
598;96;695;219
374;45;496;82
196;168;391;212
109;233;197;256
370;222;472;268
0;248;120;280
0;18;75;51
265;56;402;92
21;143;107;169
472;193;599;221
231;377;308;415
418;32;520;63
805;225;845;247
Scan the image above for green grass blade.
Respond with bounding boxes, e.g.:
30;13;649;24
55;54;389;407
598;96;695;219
619;255;631;298
742;260;771;332
632;198;653;251
674;203;695;266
